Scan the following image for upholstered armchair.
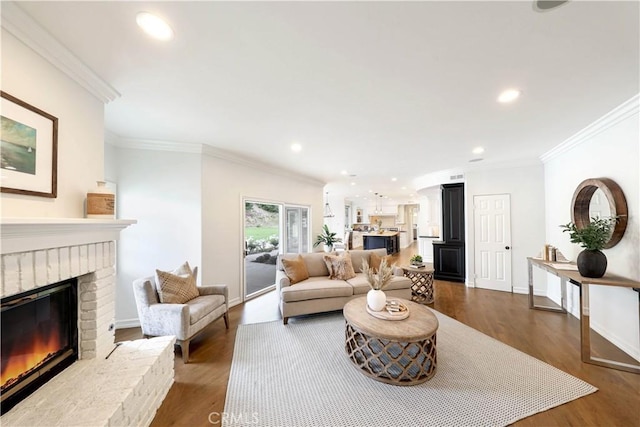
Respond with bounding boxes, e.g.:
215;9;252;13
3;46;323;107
132;267;229;363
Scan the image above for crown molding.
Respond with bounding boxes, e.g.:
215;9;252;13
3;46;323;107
105;133;326;187
540;94;639;163
201;145;326;187
108;136;204;154
1;1;120;104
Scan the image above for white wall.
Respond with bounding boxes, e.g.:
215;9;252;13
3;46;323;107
1;30;105;217
544;110;639;361
113;146;202;327
466;164;546;292
201;154;324;306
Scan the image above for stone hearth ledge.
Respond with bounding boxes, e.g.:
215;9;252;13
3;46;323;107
0;218;137;255
1;336;176;427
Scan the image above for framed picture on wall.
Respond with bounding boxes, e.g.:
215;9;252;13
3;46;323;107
1;91;58;198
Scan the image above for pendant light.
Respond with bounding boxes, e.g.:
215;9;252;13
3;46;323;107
323;192;334;218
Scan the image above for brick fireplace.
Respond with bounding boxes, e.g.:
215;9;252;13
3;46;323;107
0;218;175;426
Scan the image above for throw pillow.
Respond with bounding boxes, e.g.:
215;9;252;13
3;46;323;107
369;252;387;273
282;255;310;285
155;262;200;304
323;252;356;280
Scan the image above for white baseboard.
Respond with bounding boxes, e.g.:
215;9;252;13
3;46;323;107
115;318;140;329
590;319;640;362
229;297;242;308
512;286;546;296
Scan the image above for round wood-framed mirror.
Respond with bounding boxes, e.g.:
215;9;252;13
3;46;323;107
570;178;628;249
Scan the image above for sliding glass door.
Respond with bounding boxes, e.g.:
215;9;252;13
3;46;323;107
243;201;310;300
284;206;310;254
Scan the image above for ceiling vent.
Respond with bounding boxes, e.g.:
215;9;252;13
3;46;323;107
450;174;464;180
534;1;569;12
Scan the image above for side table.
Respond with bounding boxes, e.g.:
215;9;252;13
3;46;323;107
402;265;435;304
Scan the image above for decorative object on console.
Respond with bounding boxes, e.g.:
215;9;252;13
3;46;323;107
313;224;342;252
362;258;394;311
86;180;115;218
0;91;58;198
560;216;617;278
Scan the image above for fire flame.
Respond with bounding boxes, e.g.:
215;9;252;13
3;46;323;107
1;328;62;389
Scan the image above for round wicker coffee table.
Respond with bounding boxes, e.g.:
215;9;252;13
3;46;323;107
343;297;438;385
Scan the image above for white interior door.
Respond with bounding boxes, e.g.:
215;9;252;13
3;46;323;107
474;194;512;292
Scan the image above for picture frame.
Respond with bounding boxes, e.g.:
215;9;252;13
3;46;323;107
1;91;58;198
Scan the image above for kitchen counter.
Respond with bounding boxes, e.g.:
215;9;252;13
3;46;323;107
362;231;399;237
363;232;399;254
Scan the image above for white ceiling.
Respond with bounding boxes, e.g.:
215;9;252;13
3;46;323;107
12;1;640;203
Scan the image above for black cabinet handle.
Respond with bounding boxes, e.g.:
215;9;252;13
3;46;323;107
505;246;510;250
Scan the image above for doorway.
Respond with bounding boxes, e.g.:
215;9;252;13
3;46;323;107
473;194;512;292
243;201;310;300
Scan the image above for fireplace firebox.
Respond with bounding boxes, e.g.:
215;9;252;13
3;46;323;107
1;279;78;414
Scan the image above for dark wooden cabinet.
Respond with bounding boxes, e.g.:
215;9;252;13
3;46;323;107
433;183;465;282
442;183;465;243
433;242;465;282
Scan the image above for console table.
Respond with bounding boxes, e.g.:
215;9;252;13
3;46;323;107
528;257;640;374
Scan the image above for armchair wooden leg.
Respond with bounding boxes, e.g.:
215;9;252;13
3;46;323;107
179;339;190;364
223;312;229;329
283;317;288;325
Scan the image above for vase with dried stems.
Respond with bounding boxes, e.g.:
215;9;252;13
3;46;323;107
361;258;395;311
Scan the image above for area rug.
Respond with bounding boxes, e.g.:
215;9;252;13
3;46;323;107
223;310;596;427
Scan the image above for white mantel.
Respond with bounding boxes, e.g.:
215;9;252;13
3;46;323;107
0;218;136;254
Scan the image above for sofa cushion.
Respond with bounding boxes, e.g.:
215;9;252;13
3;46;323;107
281;277;353;302
369;252;387;273
280;252;332;277
347;274;412;295
187;295;225;325
348;249;386;273
155;263;199;304
282;255;310;284
323;252;356;280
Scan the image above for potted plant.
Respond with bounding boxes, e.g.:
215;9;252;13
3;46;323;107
560;217;617;278
410;254;423;267
361;258;395;311
313;224;342;252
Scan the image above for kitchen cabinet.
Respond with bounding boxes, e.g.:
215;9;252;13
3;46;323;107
351;231;364;248
418;236;438;262
433;183;465;282
362;232;399;255
396;204;405;224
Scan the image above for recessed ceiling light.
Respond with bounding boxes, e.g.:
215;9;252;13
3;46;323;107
472;147;485;155
290;143;302;152
136;12;174;41
409;194;414;197
497;89;521;103
391;177;397;182
350;182;356;186
340;170;348;175
401;186;407;190
355;195;360;198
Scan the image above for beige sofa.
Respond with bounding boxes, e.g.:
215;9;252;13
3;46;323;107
276;248;411;324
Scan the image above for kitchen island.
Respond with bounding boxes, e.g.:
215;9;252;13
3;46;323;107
362;231;399;255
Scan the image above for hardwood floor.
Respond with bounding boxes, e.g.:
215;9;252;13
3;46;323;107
116;243;640;426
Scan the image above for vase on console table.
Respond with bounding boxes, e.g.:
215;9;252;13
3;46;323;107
577;249;607;278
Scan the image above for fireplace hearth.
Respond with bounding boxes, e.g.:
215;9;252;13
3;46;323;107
1;279;78;414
